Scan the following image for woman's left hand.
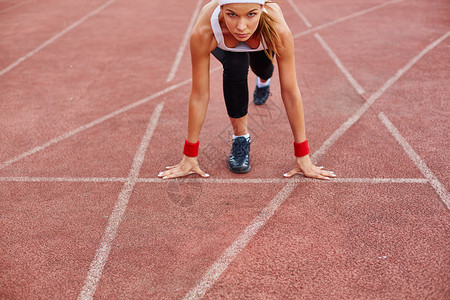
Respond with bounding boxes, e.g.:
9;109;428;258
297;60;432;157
283;155;335;180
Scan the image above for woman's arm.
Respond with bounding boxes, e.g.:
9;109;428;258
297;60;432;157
187;31;212;143
158;15;215;179
276;24;335;180
276;29;306;144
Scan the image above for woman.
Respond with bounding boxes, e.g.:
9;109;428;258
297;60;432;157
158;0;335;180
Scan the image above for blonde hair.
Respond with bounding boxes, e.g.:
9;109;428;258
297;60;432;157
253;1;281;61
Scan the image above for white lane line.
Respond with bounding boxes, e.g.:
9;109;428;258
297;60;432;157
312;31;450;163
166;0;203;82
167;177;429;184
77;103;164;300
0;0;116;77
286;0;312;28
327;178;428;184
314;33;365;95
183;182;297;300
142;177;428;184
0;77;191;171
293;0;404;39
0;176;428;184
0;0;32;14
379;113;449;209
0;177;128;183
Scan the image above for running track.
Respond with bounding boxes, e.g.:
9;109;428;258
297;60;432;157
0;0;449;299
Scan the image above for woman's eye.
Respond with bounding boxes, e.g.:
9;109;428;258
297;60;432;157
228;13;236;17
248;13;256;17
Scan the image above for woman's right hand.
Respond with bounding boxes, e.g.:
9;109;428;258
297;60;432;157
158;156;209;179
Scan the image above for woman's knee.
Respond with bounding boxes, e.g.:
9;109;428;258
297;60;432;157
227;107;248;119
223;52;250;80
249;51;274;80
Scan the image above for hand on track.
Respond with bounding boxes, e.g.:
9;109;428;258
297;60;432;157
158;156;209;179
283;155;335;180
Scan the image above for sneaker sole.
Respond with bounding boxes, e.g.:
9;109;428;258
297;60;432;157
254;99;267;105
228;162;251;174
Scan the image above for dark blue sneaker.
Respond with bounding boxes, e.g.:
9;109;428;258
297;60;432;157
253;85;270;105
228;136;251;173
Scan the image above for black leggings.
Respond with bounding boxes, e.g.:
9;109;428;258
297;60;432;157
212;48;274;118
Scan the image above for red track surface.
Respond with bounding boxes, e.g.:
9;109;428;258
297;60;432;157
1;0;449;299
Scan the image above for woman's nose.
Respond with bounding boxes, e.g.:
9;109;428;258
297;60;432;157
237;20;246;31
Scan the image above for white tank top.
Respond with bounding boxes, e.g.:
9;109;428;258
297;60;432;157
210;5;265;52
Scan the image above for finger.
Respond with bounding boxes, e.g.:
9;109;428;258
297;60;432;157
315;167;336;178
304;170;330;180
158;169;178;178
316;174;331;180
314;170;335;180
283;168;300;178
165;163;180;170
323;170;336;178
162;170;187;179
158;170;171;177
311;165;336;178
159;164;186;178
192;166;210;178
300;167;330;180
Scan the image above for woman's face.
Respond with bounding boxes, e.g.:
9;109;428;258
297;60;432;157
221;3;262;41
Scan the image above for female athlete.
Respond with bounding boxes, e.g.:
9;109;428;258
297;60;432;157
158;0;335;180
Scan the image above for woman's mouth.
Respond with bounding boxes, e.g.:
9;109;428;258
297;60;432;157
236;33;248;39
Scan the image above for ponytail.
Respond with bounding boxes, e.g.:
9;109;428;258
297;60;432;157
254;1;281;61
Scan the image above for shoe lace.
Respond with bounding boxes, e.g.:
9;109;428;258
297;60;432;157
231;138;249;157
255;86;269;98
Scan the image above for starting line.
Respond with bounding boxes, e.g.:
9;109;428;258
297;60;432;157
0;176;429;184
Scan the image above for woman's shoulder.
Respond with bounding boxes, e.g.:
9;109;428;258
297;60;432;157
190;1;218;52
192;1;217;36
265;2;283;14
265;2;292;37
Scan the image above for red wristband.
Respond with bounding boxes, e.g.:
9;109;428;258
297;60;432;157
294;139;310;157
183;140;199;157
